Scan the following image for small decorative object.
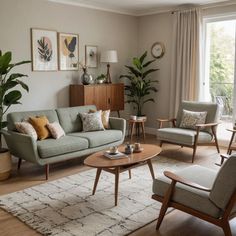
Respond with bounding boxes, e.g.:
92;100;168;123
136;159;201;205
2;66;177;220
120;51;158;116
109;146;118;154
0;50;31;180
133;143;143;153
124;143;134;154
96;74;106;84
151;42;165;59
85;45;98;68
31;28;58;71
58;32;79;70
79;62;93;85
130;115;137;120
101;50;118;83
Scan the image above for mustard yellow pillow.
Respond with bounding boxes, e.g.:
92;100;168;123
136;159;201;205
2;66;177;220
89;109;110;129
29;116;50;140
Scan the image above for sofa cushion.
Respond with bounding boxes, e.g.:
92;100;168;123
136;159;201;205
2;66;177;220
37;136;89;159
153;165;221;218
157;128;212;146
7;110;59;131
68;130;123;148
56;105;97;133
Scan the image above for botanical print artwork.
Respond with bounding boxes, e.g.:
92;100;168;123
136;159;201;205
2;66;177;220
85;45;98;68
59;33;79;70
31;28;58;71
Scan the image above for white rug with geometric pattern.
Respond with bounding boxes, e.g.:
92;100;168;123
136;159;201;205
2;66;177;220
0;156;190;236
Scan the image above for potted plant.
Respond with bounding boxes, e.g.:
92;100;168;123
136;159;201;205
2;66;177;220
0;50;30;180
120;51;159;117
96;74;106;84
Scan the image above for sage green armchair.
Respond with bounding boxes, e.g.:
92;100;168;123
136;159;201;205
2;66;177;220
152;154;236;236
157;101;220;162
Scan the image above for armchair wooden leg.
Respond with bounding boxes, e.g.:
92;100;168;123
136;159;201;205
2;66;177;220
45;164;49;180
192;146;197;163
159;141;163;147
17;158;22;170
211;126;220;153
222;221;232;236
156;181;176;230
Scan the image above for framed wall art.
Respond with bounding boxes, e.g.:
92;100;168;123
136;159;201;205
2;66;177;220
85;45;98;68
58;33;79;70
31;28;58;71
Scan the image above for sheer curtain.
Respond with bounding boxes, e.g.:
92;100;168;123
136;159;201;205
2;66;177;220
169;7;201;117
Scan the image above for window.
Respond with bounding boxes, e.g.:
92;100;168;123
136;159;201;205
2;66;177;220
202;15;236;144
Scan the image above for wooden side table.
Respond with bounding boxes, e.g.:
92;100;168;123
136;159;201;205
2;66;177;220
128;118;146;143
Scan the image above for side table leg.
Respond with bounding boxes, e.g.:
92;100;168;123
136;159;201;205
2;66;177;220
115;167;120;206
92;168;102;195
141;122;146;142
147;159;155;180
227;132;235;154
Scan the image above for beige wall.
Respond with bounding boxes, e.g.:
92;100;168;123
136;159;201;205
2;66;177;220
0;0;138;117
138;13;173;130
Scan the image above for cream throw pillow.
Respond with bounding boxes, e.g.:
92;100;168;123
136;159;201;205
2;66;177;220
47;122;65;139
80;111;105;132
180;109;207;129
15;121;38;140
89;109;110;129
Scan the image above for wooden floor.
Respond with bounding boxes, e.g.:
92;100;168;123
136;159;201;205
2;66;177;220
0;135;235;236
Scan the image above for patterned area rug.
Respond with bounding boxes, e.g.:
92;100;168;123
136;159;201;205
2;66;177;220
0;156;190;236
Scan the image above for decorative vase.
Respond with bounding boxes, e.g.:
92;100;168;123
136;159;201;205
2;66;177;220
0;149;11;181
81;71;93;85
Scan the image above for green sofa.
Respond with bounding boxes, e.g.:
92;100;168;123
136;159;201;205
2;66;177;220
2;105;126;179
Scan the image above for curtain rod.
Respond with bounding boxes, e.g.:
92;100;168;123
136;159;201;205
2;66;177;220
171;1;236;14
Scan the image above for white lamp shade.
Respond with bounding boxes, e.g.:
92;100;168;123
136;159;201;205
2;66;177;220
101;50;118;63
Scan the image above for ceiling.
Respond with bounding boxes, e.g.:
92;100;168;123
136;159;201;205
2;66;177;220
49;0;232;16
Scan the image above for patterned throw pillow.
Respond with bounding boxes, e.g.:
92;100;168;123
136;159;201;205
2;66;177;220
29;116;51;140
47;122;65;139
180;109;207;129
15;121;38;140
89;109;110;129
80;111;105;132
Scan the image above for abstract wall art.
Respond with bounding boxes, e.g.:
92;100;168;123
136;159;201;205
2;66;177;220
31;28;58;71
58;33;79;70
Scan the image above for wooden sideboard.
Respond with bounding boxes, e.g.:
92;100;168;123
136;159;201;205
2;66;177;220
69;83;124;116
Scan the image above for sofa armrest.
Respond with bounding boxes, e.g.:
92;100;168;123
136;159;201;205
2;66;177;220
2;130;42;165
109;117;126;135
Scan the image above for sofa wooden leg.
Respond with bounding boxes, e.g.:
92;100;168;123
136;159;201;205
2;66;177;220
45;164;49;180
128;170;131;179
159;141;163;147
192;147;197;163
17;158;22;170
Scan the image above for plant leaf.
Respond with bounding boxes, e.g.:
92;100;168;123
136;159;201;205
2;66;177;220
139;51;147;64
142;68;159;79
3;90;22;106
0;121;8;129
8;73;28;81
143;59;156;68
16;80;29;92
0;51;12;74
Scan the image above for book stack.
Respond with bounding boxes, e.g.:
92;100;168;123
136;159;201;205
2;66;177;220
104;151;128;159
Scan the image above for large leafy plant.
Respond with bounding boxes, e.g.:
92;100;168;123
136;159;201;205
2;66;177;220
0;51;30;150
120;51;159;116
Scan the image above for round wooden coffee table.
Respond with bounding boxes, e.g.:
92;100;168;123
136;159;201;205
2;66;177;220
84;144;162;206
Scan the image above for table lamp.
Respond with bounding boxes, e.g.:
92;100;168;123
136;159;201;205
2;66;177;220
100;50;118;83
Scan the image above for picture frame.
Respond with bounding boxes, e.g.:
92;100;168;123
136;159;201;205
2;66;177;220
31;28;58;71
58;32;79;71
85;45;98;68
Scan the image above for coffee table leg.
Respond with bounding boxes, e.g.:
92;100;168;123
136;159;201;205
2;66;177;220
147;159;155;180
115;167;120;206
92;168;102;195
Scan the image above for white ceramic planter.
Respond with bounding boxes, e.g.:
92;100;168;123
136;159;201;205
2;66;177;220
0;150;12;180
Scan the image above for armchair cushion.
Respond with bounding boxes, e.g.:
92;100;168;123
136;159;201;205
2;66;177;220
153;165;221;218
210;154;236;210
180;109;207;129
157;128;212;146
